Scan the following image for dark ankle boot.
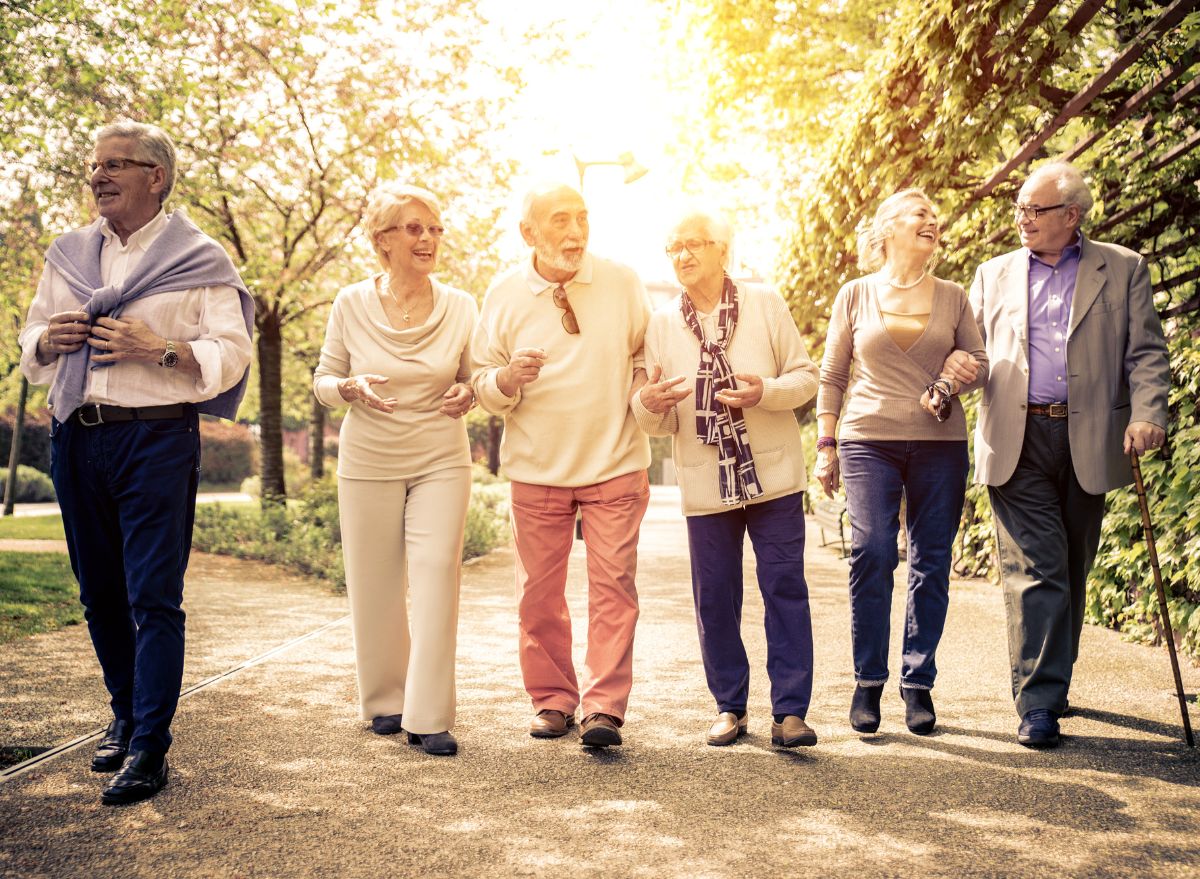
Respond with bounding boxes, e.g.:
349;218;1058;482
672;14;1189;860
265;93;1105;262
850;684;882;733
900;686;936;735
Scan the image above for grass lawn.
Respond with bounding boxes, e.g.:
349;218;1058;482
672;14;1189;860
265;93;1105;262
0;514;66;541
0;551;81;643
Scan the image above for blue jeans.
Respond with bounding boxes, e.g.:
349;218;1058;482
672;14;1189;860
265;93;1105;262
50;408;201;755
685;491;814;718
839;440;969;689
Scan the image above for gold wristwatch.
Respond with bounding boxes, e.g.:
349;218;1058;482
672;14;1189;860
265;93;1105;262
158;340;179;369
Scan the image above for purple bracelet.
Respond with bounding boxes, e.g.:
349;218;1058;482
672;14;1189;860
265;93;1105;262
816;436;837;451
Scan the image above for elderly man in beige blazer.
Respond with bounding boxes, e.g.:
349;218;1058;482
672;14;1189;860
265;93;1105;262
950;160;1169;748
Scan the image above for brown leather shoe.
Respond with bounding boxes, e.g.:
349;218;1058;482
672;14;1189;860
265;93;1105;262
706;711;748;746
529;709;575;739
580;713;622;748
771;715;817;748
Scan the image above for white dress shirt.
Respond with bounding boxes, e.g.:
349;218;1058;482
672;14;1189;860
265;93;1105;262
19;210;253;414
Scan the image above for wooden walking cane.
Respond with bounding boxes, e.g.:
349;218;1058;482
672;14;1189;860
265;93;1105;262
1129;449;1194;747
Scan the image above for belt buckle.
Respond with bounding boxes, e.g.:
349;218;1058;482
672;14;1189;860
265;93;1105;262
1049;403;1068;418
77;404;104;426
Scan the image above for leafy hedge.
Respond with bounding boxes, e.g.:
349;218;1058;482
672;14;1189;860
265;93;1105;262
192;474;510;592
198;418;257;486
0;411;52;474
6;464;55;503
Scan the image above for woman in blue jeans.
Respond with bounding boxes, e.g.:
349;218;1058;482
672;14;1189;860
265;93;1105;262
812;189;988;735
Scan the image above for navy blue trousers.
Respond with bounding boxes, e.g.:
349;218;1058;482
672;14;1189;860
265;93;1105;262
50;408;200;755
685;491;814;718
839;440;969;690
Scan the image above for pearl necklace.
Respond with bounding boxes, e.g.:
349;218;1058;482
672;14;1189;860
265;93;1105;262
882;270;927;290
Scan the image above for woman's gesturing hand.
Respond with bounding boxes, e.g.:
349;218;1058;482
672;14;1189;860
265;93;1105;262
714;373;763;409
638;364;692;414
338;374;397;414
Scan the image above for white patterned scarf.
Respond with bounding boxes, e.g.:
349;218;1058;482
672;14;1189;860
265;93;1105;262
680;276;763;505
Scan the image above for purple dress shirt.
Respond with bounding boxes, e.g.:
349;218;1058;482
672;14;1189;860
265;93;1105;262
1026;234;1081;404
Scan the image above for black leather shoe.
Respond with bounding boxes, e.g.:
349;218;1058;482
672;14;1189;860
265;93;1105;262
100;751;169;805
407;730;458;756
900;687;936;735
850;684;882;733
371;714;403;735
1017;709;1060;748
91;719;132;772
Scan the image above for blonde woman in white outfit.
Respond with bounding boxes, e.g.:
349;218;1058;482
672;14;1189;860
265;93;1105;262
314;183;476;756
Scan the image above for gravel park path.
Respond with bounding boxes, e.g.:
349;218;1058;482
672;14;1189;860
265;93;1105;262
1;485;1198;878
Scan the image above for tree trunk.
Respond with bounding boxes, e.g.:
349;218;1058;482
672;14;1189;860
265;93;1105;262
3;378;29;516
487;415;502;475
258;316;286;507
309;385;325;481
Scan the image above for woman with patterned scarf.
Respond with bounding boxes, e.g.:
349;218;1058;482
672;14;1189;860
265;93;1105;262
632;208;821;748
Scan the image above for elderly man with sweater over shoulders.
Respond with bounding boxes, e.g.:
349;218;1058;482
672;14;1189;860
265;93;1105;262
19;121;253;803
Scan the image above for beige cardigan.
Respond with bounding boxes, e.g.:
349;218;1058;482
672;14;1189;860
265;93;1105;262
817;275;988;441
632;283;819;516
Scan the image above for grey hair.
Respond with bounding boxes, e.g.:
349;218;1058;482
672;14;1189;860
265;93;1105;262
669;206;734;269
363;182;443;269
95;121;178;204
520;182;584;227
856;188;935;272
1024;160;1095;223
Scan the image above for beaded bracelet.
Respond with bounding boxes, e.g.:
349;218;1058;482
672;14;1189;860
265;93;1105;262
815;436;837;451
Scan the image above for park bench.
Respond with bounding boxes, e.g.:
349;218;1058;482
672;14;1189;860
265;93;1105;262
813;497;849;558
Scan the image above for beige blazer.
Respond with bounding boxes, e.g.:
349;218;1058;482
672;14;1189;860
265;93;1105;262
970;237;1169;495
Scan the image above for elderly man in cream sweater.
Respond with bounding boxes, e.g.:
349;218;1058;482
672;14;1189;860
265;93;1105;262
471;183;652;749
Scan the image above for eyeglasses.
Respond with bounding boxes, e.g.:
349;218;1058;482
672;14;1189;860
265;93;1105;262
553;285;580;334
1013;203;1066;221
381;222;446;238
88;158;159;176
665;238;715;259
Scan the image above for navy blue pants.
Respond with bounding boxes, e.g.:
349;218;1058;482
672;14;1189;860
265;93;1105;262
839;440;969;690
50;408;200;755
685;491;814;718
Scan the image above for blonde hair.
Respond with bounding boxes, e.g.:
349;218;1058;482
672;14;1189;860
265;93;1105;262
856;188;934;272
364;183;443;268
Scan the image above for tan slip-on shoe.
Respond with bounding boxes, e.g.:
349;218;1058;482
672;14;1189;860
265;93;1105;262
771;715;818;748
706;711;748;746
529;709;575;738
580;713;622;748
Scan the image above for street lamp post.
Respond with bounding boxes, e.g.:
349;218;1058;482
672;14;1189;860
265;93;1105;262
573;151;649;188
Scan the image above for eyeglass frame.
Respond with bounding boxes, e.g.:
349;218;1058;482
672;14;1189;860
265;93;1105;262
380;221;446;239
552;285;580;334
665;238;716;259
88;157;160;176
1012;202;1068;221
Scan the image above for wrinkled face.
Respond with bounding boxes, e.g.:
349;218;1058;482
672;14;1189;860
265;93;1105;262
376;201;441;276
884;197;939;262
666;219;725;293
522;187;589;275
1015;176;1081;256
89;136;163;230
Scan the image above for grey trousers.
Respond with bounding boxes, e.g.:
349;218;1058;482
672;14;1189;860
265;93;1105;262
988;415;1107;718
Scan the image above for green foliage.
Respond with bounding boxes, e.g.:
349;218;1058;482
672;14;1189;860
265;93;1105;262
0;513;65;541
0;551;81;643
193;474;509;592
199;418;258;487
6;464;55;503
0;410;53;474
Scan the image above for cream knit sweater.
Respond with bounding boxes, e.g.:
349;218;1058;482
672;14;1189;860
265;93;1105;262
313;275;477;480
632;284;819;516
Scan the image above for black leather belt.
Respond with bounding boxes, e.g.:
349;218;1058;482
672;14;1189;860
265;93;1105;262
72;403;189;427
1028;402;1068;418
